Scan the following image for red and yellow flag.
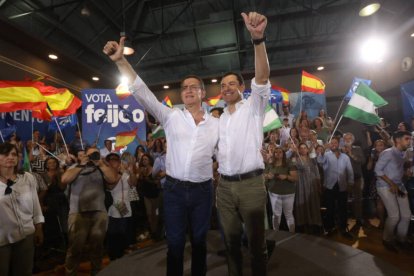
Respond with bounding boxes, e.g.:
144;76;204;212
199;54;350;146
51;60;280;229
115;129;137;151
272;85;289;104
206;94;222;106
162;96;173;108
0;81;82;120
0;81;48;112
301;71;325;94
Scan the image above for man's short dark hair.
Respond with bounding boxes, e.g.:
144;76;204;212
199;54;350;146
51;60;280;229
181;75;205;90
392;130;411;143
221;72;244;85
210;107;224;116
330;136;340;143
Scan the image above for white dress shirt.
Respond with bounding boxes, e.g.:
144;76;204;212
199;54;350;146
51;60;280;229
218;78;271;175
130;76;219;182
0;172;44;246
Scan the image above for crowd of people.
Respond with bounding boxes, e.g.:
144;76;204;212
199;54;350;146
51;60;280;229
1;11;413;276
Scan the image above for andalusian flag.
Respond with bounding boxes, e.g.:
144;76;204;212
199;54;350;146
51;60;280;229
301;71;325;94
162;96;173;108
115;129;137;151
263;105;282;133
151;125;165;139
206;94;222;106
272;85;289;104
343;83;387;125
22;146;31;172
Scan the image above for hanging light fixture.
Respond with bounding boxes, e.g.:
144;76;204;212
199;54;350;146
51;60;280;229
359;0;381;17
121;0;134;55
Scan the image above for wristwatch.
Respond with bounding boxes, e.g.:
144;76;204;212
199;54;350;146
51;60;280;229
252;35;266;45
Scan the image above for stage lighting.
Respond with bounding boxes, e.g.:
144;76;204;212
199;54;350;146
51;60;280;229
120;76;129;86
359;37;386;63
163;85;169;89
359;1;381;17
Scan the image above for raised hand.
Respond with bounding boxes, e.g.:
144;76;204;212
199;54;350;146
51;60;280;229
241;12;267;39
103;37;126;62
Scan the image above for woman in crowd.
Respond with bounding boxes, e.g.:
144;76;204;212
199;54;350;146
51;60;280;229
150;138;164;160
264;146;298;232
134;145;146;164
106;152;137;260
366;139;387;228
0;142;44;275
294;143;322;234
41;157;68;248
138;153;160;238
312;117;330;143
29;141;49;173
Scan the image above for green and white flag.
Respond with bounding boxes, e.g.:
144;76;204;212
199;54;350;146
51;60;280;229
151;125;165;139
263;105;282;132
343;83;387;125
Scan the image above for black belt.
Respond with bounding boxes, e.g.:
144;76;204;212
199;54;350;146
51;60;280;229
220;169;264;182
166;175;211;186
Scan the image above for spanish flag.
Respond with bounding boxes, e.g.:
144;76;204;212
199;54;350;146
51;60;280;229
272;85;289;104
301;71;325;94
115;129;137;151
162;96;173;108
115;83;131;100
206;94;222;106
0;81;48;112
0;81;82;120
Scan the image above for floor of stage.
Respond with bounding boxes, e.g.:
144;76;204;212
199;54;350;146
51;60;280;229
98;230;407;276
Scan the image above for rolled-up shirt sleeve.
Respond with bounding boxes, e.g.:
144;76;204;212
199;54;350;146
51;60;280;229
129;75;173;125
374;150;390;177
250;78;271;116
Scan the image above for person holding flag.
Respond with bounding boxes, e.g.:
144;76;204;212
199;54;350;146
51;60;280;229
103;34;219;276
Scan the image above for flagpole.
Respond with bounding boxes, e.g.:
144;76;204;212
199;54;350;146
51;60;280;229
95;123;104;146
332;97;346;125
76;119;84;150
0;130;4;143
54;117;70;157
328;115;343;143
35;142;64;162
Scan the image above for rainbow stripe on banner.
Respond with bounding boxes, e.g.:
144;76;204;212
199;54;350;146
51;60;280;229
162;96;173;108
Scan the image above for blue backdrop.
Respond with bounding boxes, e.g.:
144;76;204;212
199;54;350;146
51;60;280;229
401;80;414;124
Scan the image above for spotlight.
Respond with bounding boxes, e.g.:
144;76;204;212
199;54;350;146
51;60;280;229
211;79;218;83
359;1;381;17
359;37;387;63
80;5;90;17
317;66;324;71
48;54;58;60
92;77;99;81
163;85;169;89
411;33;414;38
120;76;129;86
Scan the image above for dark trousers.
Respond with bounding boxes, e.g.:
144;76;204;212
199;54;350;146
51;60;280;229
0;234;34;276
323;183;348;231
163;178;213;276
107;217;132;260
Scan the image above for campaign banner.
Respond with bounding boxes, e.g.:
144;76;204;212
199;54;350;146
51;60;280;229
289;92;327;119
401;80;414;124
82;89;146;154
0;111;75;143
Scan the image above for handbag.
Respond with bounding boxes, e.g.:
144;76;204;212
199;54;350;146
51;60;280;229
114;178;129;217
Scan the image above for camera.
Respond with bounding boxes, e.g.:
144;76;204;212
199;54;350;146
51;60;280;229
88;151;101;161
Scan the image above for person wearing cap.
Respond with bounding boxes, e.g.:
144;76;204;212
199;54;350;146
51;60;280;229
100;139;113;158
216;12;270;276
103;36;219;275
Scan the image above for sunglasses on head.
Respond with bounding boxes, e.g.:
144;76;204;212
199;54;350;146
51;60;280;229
4;179;15;195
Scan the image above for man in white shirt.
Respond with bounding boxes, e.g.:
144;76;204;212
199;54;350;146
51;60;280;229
103;40;219;276
216;12;270;276
99;139;113;158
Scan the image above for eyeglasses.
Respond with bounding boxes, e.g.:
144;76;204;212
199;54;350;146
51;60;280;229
181;85;201;92
4;179;14;195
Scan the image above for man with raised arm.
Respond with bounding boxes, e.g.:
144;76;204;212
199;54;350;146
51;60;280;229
103;39;219;276
216;12;271;276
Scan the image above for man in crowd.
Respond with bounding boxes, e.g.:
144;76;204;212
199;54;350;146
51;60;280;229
103;38;219;275
100;139;113;158
375;131;412;251
61;148;118;275
216;12;270;276
279;104;294;127
342;132;366;226
317;136;354;239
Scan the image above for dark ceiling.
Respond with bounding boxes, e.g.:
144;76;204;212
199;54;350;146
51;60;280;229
1;0;414;90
